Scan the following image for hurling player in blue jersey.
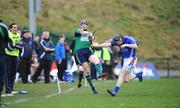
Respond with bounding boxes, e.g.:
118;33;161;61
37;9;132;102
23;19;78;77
93;33;143;96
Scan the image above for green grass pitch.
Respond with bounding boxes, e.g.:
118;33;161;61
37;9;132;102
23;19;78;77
2;79;180;108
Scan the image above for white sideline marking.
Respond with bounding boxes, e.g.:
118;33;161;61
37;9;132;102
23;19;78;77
8;81;112;105
44;80;111;99
45;92;60;98
14;98;32;104
8;86;77;104
63;86;77;93
45;86;77;98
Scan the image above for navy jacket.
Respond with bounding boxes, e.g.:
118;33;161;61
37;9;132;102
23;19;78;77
39;38;55;61
20;38;34;59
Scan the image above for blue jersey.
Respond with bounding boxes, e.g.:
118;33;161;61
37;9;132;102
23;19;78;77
111;36;137;58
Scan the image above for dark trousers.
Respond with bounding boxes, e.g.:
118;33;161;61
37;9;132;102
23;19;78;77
19;58;32;83
5;56;18;93
0;54;7;93
102;61;113;80
56;59;67;81
90;63;97;80
33;60;51;83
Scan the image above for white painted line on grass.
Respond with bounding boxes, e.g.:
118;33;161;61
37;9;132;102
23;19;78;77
8;86;77;105
63;86;77;93
45;92;60;98
7;80;112;105
14;98;32;104
45;86;77;98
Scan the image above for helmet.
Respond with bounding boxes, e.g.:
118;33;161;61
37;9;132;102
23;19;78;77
113;33;122;41
80;19;88;25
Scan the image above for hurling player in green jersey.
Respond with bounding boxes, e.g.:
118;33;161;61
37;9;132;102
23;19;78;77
73;19;102;94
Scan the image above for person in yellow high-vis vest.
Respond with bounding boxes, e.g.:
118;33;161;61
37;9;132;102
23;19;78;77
101;47;113;80
5;23;21;96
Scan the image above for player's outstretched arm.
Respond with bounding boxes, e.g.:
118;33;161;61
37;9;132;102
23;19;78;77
121;43;138;49
93;42;111;48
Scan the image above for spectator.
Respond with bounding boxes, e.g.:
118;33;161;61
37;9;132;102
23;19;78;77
33;35;41;60
101;40;113;80
70;39;84;88
19;30;34;83
32;31;55;83
55;35;67;81
0;20;15;99
5;23;21;96
30;52;39;78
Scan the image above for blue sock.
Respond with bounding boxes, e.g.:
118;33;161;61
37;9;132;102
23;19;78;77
113;86;120;93
135;72;142;78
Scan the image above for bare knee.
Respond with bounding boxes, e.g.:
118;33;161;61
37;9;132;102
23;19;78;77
123;80;129;83
89;55;100;64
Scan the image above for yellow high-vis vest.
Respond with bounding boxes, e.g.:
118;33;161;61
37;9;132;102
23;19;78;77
5;31;21;56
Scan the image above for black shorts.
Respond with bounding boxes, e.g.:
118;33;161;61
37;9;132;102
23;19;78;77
75;48;93;65
74;55;79;65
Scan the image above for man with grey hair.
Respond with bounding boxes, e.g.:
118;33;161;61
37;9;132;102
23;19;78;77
32;31;55;83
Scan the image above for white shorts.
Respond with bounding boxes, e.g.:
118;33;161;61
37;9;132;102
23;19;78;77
122;57;137;68
113;57;138;75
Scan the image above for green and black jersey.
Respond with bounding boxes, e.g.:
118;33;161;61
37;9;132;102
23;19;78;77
74;28;92;51
0;23;9;54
